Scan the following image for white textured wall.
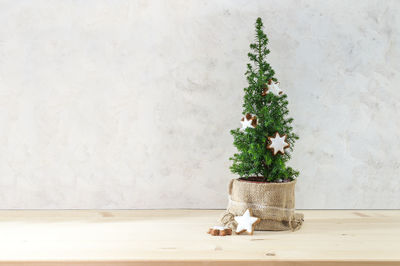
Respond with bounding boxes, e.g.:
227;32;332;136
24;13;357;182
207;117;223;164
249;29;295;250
0;0;399;209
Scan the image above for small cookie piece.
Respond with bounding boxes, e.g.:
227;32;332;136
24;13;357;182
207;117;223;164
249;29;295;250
207;226;232;236
234;209;260;235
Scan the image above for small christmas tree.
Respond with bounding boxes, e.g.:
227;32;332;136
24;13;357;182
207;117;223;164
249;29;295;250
230;18;299;182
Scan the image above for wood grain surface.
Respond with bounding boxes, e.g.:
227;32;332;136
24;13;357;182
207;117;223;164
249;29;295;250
0;210;398;265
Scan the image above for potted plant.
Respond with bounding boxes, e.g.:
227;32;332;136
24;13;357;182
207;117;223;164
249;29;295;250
221;18;303;231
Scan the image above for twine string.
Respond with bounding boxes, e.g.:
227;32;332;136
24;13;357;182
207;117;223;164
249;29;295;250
228;197;295;213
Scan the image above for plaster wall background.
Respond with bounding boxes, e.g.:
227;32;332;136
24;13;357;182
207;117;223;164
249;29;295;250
0;0;399;209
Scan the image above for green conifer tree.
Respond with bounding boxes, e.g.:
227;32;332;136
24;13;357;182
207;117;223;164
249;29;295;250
230;17;299;182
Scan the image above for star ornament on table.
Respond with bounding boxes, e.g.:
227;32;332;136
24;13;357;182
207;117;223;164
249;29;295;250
267;132;290;155
234;209;260;235
267;80;283;96
240;113;257;131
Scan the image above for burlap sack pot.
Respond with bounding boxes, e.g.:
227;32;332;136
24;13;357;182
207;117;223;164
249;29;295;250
220;179;304;231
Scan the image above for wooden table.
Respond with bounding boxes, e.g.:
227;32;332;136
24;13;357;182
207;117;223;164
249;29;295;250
0;210;398;265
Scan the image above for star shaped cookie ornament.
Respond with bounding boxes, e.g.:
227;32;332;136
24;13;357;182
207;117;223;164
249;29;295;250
234;209;260;235
240;113;257;131
267;132;290;155
267;80;283;96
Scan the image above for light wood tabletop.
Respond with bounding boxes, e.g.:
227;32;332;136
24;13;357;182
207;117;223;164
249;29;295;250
0;210;398;265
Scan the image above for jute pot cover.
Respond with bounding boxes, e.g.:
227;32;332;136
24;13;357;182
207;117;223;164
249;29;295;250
220;179;304;231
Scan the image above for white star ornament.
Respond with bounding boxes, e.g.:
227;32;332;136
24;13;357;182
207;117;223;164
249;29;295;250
240;118;253;131
240;113;256;131
234;209;260;235
268;81;283;96
267;132;290;155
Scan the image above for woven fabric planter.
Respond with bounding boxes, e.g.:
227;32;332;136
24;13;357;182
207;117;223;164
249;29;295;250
220;179;303;231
